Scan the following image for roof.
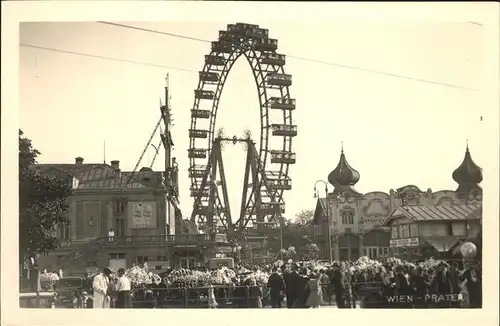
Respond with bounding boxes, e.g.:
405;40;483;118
76;167;148;189
36;163;159;190
382;203;481;226
312;198;328;225
36;163;107;177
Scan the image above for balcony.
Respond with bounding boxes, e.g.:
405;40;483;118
269;97;296;110
211;41;233;54
195;90;215;100
266;73;292;87
199;71;219;83
97;234;216;247
261;53;285;66
270;150;296;164
270;124;297;137
189;129;209;139
188;148;207;159
255;38;278;52
191;109;211;119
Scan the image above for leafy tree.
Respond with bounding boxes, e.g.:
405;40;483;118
19;130;72;265
266;210;316;260
301;243;320;261
295;209;314;226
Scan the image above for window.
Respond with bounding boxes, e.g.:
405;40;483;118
157;256;168;261
341;211;354;225
115;199;126;214
391;226;398;239
115;218;126;236
400;224;410;238
410;224;419;237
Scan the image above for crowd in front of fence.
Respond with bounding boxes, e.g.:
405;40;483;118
61;256;481;309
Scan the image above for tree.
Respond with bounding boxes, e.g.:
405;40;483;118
295;209;314;226
19;130;72;265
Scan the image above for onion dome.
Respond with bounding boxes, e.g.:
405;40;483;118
328;145;360;188
452;145;483;192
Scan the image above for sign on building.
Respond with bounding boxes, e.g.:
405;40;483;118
128;202;158;229
389;237;419;248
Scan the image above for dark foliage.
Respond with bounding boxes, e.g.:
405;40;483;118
19;130;72;263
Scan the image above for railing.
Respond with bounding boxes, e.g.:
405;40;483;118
38;278;479;309
96;234;217;246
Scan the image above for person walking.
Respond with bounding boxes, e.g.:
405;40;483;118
92;267;112;309
305;272;323;308
267;267;285;308
115;268;133;308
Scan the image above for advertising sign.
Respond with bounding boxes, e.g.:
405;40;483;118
390;237;419;248
128;201;157;229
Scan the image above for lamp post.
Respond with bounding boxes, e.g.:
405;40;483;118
314;180;332;262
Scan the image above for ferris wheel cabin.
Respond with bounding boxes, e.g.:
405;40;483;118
199;71;219;83
266;175;292;191
266;73;292;87
261;53;286;66
211;41;233;54
188;148;207;159
255;38;278;52
269;97;296;110
194;89;215;100
260;202;286;215
270;124;298;137
188;165;207;178
204;55;225;66
191;109;211;119
270;150;296;164
189;129;209;139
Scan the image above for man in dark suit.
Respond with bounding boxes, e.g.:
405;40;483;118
267;267;286;308
461;263;482;308
331;263;345;308
433;262;452;308
393;265;411;308
283;264;302;308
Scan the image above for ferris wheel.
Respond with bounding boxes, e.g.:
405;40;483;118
188;23;297;236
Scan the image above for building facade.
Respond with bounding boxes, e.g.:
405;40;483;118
37;157;222;275
313;145;483;261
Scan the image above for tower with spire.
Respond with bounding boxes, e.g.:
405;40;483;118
327;142;361;196
452;142;483;196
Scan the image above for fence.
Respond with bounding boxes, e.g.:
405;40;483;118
29;280;478;309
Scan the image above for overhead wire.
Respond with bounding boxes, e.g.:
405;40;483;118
19;21;479;91
96;21;478;91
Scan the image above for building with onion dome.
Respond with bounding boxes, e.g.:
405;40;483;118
312;144;483;261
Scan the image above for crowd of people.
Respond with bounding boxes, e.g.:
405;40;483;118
73;256;481;309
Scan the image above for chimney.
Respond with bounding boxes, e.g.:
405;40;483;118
110;160;120;170
75;157;84;165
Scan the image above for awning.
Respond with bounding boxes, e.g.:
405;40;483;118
422;236;459;252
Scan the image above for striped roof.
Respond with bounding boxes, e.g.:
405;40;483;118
383;203;481;225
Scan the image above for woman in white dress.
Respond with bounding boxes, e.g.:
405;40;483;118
93;267;112;309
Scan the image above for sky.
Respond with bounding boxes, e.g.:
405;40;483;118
19;21;489;221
